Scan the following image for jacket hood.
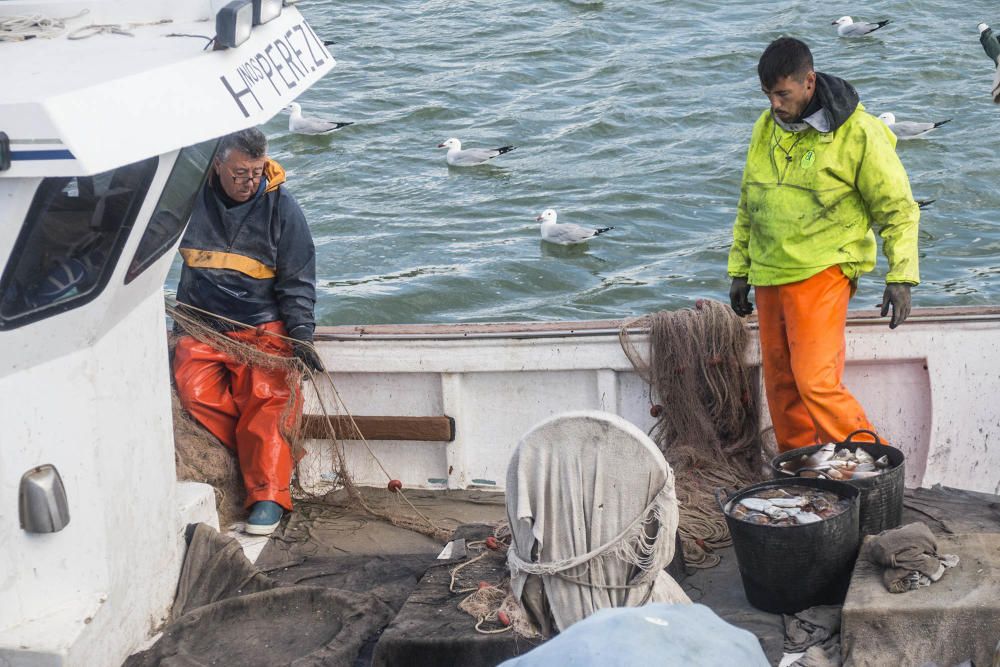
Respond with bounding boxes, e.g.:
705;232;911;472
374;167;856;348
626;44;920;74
264;158;286;193
814;72;859;132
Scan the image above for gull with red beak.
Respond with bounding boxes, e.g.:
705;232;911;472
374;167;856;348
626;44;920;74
536;209;614;246
285;102;353;135
437;137;516;166
878;112;951;140
832;16;890;37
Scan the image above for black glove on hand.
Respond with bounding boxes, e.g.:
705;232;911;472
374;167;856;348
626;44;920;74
880;283;912;329
288;328;323;371
729;277;753;316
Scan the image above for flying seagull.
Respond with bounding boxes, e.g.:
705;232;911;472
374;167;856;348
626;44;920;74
286;102;353;135
536;209;613;245
833;16;890;37
878;112;951;140
437;138;515;166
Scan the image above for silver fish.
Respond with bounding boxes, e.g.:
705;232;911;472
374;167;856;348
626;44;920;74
781;444;836;474
812;496;832;512
795;512;822;525
739;498;771;512
855;449;875;465
764;506;789;520
769;497;807;508
804;444;836;467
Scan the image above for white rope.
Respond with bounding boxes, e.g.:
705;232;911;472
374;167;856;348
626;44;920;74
0;9;89;41
68;18;172;40
506;484;675;582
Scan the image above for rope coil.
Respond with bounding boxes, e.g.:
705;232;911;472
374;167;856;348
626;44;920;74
0;9;89;41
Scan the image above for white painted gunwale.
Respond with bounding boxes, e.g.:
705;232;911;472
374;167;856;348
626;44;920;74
301;306;1000;499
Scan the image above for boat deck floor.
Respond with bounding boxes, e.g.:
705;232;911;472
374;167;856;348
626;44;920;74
237;485;1000;666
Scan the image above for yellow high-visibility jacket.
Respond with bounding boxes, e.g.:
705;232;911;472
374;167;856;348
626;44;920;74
728;103;920;286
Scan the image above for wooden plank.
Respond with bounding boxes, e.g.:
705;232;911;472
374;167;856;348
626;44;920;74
300;415;455;442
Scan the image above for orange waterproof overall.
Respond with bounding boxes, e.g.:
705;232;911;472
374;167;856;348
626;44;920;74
173;321;300;510
755;266;877;452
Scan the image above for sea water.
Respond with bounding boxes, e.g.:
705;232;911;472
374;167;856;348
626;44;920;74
169;0;1000;324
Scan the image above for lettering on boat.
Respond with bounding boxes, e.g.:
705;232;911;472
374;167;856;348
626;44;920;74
220;20;331;117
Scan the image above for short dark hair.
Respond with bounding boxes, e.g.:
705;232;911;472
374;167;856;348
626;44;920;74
217;127;268;162
758;37;814;88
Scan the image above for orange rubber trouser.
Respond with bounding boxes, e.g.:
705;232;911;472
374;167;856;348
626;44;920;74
756;266;877;452
173;321;300;510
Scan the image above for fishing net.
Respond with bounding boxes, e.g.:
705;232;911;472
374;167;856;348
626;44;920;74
450;524;542;638
167;301;452;543
171;389;245;528
619;299;766;568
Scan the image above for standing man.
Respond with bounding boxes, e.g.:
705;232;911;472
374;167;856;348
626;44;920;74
173;127;323;535
727;37;919;452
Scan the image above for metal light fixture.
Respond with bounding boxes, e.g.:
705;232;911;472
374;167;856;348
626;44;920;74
215;0;253;49
252;0;282;25
19;464;70;533
0;132;10;171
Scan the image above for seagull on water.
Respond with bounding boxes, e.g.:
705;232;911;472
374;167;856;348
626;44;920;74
878;112;951;140
286;102;353;135
833;16;890;37
536;209;613;246
437;138;515;166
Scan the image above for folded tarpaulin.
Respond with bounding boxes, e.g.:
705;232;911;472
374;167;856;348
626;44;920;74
866;522;959;593
782;604;841;666
499;603;769;667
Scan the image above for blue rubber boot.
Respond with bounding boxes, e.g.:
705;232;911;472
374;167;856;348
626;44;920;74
246;501;284;536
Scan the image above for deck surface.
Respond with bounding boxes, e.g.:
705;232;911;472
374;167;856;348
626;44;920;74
242;485;1000;666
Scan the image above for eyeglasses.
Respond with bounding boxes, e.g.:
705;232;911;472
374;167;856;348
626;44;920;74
227;172;263;186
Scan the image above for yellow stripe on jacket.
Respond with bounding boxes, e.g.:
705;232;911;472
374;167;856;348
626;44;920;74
179;248;276;279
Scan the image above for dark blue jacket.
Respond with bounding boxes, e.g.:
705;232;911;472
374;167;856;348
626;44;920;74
176;160;316;338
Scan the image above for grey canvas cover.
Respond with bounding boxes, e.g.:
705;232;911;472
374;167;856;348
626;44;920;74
505;411;690;634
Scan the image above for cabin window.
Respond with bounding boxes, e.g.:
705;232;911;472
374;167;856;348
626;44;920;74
0;156;158;330
125;138;219;284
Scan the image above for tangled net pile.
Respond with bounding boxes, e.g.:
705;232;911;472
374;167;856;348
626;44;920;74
619;299;765;568
168;301;452;543
451;524;540;638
